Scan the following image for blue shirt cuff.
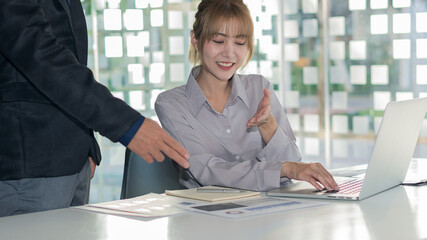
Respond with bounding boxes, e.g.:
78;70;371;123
118;115;145;147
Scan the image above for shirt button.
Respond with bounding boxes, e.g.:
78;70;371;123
226;129;231;134
235;155;240;160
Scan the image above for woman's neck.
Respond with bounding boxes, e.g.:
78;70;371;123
196;69;233;113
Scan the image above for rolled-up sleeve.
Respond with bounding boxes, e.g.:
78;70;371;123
255;126;301;163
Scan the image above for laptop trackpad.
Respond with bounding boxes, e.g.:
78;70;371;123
278;181;334;195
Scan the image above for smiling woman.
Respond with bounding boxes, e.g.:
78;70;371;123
190;23;250;113
188;0;254;68
154;0;339;192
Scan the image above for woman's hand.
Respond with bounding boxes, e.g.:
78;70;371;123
247;88;278;144
281;162;340;191
247;88;272;128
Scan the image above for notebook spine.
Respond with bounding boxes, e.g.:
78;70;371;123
212;185;256;192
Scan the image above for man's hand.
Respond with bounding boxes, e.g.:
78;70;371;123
281;162;339;191
89;157;96;179
127;118;190;169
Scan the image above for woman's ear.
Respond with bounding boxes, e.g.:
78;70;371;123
190;31;199;51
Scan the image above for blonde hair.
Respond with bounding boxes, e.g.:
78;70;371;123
189;0;254;68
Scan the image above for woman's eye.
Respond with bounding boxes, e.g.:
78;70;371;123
213;40;224;44
236;42;246;46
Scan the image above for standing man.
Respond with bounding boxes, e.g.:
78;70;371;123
0;0;189;217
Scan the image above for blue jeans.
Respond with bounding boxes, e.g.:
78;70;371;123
0;159;91;217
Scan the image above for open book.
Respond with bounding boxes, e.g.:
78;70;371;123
165;186;260;202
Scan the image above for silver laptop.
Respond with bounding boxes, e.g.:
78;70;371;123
267;97;427;201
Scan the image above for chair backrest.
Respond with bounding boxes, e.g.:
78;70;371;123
120;148;185;199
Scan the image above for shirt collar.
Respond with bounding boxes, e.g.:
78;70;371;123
185;66;250;116
228;73;249;109
185;66;208;116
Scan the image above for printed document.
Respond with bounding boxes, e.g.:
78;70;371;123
80;193;194;218
175;196;328;219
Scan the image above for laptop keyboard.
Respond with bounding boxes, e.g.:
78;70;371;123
336;179;363;194
317;179;364;194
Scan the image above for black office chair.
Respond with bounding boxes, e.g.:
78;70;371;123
120;148;185;199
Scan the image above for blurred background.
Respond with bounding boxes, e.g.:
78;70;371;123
79;0;427;203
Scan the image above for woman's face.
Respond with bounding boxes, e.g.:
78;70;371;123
194;22;249;83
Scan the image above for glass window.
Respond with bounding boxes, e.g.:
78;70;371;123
83;0;427;203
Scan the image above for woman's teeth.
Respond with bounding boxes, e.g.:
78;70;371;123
217;62;233;67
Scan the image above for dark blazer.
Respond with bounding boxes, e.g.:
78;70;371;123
0;0;140;180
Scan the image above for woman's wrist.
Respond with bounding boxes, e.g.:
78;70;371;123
281;161;297;178
257;113;278;144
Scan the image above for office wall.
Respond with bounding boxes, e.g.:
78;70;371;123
82;0;427;203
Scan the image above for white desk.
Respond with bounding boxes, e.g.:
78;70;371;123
1;161;426;240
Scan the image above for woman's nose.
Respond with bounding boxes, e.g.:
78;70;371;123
222;41;235;58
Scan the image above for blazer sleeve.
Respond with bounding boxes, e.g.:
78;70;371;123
0;0;140;141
